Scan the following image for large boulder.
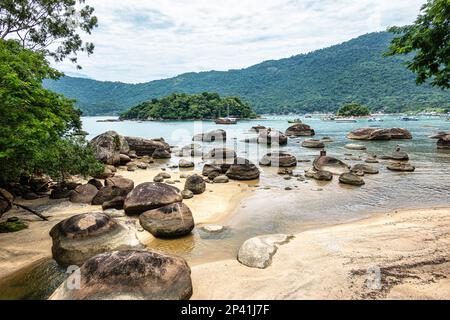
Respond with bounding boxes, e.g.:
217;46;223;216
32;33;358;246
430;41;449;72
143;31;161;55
192;129;226;142
123;182;182;215
351;164;379;174
313;151;349;175
49;212;139;267
90;131;129;165
347;128;412;141
259;152;297;167
0;188;14;216
91;186;129;206
302;139;325;148
102;196;125;210
202;164;222;177
152;148;171;159
257;129;288;146
124;136;170;156
105;176;134;194
226;158;260;180
177;144;203;157
339;173;365;186
305;169;333;181
237;234;293;269
184;175;206;195
69;184;99;204
139;203;194;238
50;250;192;300
430;132;450;149
285;123;315;136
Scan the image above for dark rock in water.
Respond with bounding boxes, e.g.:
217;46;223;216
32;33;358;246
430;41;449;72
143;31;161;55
381;146;409;161
139;202;194;238
259;152;297;167
202;164;222;177
387;162;415;172
178;159;195;168
92;186;129;205
313;151;349;175
347;127;412;141
365;157;379;164
202;148;236;162
152;148;171;159
90;131;129;165
124;136;170;156
305;169;333;181
23;192;39;200
192;129;226;142
87;179;103;190
49;212;139;267
119;154;131;165
124;182;182;215
69;184;98;204
181;190;193;199
302;139;325;148
102;196;125;210
250;125;266;133
0;217;27;233
50;250;192;300
105;177;134;194
430;132;450;149
339;173;365;186
184;175;206;194
226;158;260;180
257;129;288;146
351;164;379;174
285;123;315;136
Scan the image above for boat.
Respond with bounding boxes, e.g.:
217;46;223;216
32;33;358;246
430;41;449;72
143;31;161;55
322;116;335;121
304;114;312;118
368;117;383;122
335;118;357;123
399;116;419;121
287;118;302;124
214;117;237;125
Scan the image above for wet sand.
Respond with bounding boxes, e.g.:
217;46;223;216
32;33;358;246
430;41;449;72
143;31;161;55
191;206;450;300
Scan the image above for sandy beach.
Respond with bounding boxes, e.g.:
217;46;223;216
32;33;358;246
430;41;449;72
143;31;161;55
191;206;450;300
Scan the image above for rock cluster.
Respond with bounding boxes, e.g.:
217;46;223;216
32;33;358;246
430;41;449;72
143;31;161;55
347;128;412;140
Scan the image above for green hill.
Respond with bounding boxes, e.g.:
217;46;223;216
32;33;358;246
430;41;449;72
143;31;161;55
44;32;450;116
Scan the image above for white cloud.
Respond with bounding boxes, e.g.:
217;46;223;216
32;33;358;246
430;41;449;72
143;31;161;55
54;0;427;83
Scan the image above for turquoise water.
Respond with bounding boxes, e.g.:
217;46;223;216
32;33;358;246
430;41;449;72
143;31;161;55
81;115;450;262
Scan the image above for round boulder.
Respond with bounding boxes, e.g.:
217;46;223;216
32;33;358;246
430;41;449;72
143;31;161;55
184;175;206;195
387;162;415;172
49;212;139;267
139;203;194;238
123;182;183;215
50;250;192;300
285;123;315;137
179;159;195;168
339;173;365;186
69;184;99;204
351;164;379;174
313;152;349;175
302;139;325;148
105;176;134;194
259;152;297;167
225;158;260;181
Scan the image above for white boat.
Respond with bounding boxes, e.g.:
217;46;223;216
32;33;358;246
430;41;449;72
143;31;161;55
335;118;357;123
368;117;383;122
399;116;419;121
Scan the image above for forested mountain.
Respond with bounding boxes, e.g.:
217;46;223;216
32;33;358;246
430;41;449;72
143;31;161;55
44;32;450;116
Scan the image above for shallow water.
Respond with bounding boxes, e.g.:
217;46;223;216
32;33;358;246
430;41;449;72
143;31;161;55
1;115;449;299
83;115;450;262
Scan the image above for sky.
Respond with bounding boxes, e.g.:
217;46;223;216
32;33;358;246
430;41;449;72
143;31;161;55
56;0;427;83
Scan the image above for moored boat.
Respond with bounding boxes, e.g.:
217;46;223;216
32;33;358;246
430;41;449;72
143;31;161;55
287;118;302;124
214;117;237;124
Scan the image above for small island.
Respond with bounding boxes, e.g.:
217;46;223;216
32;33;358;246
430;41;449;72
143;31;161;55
336;103;371;117
119;92;257;120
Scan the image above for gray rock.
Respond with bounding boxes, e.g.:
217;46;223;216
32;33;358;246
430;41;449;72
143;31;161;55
90;131;129;165
339;173;365;186
124;136;170;156
213;175;229;183
69;184;99;204
344;143;367;150
179;159;194;168
184;174;206;194
181;189;194;199
351;164;379;174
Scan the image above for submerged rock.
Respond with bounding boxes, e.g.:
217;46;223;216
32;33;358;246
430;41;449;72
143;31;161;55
139;202;194;238
184;174;206;194
430;132;450;149
237;234;294;269
305;169;333;181
259;152;297;167
387;162;416;172
351;164;379;174
179;159;195;168
49;212;139;267
250;125;266;133
123;182;182;215
381;146;409;161
285;123;315;136
201;224;224;233
50;250;192;300
339;173;365;186
302;139;325;148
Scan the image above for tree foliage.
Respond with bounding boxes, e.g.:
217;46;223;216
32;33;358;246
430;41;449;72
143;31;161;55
386;0;450;89
44;32;450;116
336;103;371;117
0;0;98;67
0;39;102;181
119;92;257;120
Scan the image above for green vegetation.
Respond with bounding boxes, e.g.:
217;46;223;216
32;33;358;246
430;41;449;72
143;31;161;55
337;103;371;117
0;0;98;68
44;32;450;115
386;0;450;89
120;92;257;120
0;39;103;182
